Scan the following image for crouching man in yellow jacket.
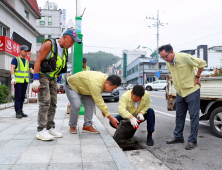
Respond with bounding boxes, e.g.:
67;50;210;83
110;85;155;146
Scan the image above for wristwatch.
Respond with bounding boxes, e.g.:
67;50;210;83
195;75;200;78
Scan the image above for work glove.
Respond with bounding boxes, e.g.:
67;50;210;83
11;75;16;85
32;73;40;93
130;117;140;129
32;80;40;92
137;113;145;122
57;82;60;94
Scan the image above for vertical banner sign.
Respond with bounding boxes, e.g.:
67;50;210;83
62;9;66;28
0;36;30;61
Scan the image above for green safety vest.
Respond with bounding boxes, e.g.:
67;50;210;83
40;39;68;78
14;57;29;83
82;66;90;71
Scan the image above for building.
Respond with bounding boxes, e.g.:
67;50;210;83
126;56;168;85
181;45;222;70
36;1;66;51
0;0;41;92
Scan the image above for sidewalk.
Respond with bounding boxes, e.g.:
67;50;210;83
0;94;136;170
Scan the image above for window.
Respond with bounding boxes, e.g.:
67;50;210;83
135;65;138;72
132;67;135;74
24;9;29;19
48;35;51;38
160;80;166;83
48;17;52;25
153;81;159;84
40;17;45;25
0;25;7;36
36;35;45;43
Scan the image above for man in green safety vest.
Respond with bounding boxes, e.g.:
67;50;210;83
11;45;34;118
32;29;82;141
82;57;90;71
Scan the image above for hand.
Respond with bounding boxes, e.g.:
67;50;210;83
130;117;139;129
57;82;60;94
11;78;16;85
137;113;144;122
194;77;201;87
110;117;119;129
32;80;40;92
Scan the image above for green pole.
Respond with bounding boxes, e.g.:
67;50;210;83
73;16;84;115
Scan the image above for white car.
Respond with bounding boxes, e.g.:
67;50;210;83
125;84;134;90
144;80;167;91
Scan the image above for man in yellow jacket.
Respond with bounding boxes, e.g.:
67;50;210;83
67;71;121;133
159;44;207;150
110;85;155;146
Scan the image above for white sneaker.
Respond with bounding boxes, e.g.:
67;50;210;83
48;128;63;138
36;128;54;141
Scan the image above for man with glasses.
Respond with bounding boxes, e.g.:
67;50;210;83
11;45;34;118
158;44;207;150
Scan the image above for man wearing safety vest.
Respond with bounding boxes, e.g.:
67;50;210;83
82;57;90;71
11;45;34;118
32;29;82;141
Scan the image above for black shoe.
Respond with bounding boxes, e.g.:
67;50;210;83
146;135;154;146
21;111;27;117
185;142;197;150
16;111;22;119
166;137;184;144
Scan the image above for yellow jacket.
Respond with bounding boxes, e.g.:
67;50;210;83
67;71;110;116
166;52;207;97
118;90;151;119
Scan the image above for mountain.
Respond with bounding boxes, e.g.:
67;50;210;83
68;51;121;72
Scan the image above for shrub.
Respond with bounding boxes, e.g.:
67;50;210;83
0;85;10;104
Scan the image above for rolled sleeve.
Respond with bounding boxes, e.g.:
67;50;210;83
118;95;132;119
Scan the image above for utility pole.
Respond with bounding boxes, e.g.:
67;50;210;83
146;10;168;80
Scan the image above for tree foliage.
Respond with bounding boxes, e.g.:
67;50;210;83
68;51;120;72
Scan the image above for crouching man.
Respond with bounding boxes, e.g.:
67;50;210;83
110;85;155;146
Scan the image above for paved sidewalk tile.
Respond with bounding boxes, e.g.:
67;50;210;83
47;163;82;170
83;161;118;170
0;164;13;170
16;153;52;164
11;163;48;170
0;154;21;165
50;152;82;163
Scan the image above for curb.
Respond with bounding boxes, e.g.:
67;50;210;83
93;113;136;170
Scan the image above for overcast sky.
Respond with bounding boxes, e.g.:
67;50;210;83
37;0;222;57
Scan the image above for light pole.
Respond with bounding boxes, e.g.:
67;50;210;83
146;10;168;80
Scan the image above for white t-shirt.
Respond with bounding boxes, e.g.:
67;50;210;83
56;39;64;58
134;101;140;109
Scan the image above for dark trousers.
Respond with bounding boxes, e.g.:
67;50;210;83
110;108;155;133
174;89;200;143
14;83;28;112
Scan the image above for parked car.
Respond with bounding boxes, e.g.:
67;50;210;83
101;89;119;102
144;80;167;91
125;84;133;90
60;84;65;93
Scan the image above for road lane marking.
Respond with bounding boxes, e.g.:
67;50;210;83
154;110;210;127
149;95;165;99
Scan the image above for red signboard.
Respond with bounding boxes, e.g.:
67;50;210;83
0;36;30;61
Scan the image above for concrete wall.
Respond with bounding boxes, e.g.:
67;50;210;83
0;4;37;61
122;50;147;66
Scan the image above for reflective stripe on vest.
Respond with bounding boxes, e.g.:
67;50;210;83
82;66;90;71
14;57;29;83
39;39;67;79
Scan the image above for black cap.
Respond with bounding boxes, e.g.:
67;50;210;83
83;58;87;62
20;45;30;51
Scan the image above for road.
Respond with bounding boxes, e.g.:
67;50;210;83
103;89;222;170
